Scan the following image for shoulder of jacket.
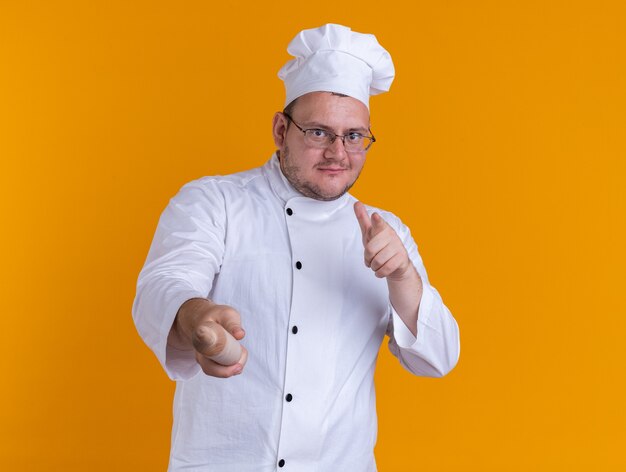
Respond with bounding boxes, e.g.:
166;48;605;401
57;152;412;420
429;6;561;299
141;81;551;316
180;166;265;194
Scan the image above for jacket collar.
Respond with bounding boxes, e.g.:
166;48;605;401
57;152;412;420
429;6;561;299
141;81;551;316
263;153;352;213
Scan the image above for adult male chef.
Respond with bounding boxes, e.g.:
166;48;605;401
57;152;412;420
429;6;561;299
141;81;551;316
133;23;460;472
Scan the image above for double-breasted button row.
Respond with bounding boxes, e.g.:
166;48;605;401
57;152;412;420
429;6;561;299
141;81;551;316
284;205;301;468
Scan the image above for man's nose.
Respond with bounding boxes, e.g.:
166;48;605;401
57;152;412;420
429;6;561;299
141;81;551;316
324;136;348;159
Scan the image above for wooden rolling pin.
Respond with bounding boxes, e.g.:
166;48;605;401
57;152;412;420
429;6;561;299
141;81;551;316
194;320;243;366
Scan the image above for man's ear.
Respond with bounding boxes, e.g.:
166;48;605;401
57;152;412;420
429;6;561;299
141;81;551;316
272;112;288;148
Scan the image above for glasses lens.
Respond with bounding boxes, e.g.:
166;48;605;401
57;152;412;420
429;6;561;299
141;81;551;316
344;136;372;152
304;130;331;148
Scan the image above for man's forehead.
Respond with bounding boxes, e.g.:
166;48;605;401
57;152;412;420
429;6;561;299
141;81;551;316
292;92;370;128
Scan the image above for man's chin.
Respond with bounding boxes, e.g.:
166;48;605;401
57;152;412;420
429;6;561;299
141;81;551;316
313;192;345;202
306;182;354;201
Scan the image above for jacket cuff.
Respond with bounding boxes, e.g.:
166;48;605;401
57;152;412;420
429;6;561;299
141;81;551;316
160;290;205;381
390;283;435;350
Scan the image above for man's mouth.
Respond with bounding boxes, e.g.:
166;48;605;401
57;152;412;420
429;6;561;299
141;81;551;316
316;165;349;172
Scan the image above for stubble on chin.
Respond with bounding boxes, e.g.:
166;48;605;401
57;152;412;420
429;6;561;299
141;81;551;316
278;146;358;201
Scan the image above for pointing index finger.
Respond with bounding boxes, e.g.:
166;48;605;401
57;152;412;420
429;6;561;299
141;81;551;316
353;201;372;240
370;212;387;235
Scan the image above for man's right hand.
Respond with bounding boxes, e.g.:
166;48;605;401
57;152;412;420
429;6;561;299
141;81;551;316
169;298;248;378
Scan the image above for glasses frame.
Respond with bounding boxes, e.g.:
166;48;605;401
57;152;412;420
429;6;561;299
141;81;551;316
282;112;376;153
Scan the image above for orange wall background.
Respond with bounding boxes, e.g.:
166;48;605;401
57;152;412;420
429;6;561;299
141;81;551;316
1;1;624;470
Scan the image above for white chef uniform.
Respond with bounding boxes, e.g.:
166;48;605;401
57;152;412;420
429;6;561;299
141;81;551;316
133;154;460;472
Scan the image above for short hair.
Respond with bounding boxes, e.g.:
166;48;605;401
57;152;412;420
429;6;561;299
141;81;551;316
282;97;299;127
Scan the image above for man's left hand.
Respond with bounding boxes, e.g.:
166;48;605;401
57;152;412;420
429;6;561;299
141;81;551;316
354;201;422;336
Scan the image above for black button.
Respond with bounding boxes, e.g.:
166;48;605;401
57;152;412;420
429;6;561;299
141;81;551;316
285;393;293;402
286;208;293;216
295;261;302;270
278;459;285;467
292;326;298;334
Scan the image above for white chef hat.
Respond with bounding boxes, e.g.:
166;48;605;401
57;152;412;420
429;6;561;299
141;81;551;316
278;23;395;109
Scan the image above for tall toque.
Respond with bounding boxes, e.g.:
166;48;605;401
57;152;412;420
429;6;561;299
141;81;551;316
278;24;395;109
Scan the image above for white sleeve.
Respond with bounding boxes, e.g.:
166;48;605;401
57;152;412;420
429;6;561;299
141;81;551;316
385;214;460;377
132;179;226;381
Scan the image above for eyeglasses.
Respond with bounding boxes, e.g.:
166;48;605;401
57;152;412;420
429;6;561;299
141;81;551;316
283;113;376;153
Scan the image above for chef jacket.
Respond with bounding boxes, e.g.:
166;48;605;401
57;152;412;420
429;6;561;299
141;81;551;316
132;154;460;472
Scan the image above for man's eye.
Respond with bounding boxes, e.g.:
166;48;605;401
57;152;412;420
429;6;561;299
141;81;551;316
347;133;364;142
309;129;328;138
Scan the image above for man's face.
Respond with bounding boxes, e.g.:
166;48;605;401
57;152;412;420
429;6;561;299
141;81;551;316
272;92;371;201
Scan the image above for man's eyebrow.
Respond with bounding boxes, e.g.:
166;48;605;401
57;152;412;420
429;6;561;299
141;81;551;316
300;121;370;133
348;126;370;133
